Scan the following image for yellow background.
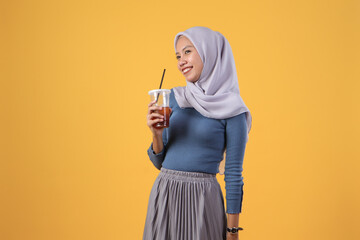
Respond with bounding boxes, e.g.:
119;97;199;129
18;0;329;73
1;0;359;239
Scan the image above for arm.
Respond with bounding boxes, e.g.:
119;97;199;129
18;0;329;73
146;100;170;169
152;133;164;154
147;129;168;170
224;113;248;238
227;213;240;240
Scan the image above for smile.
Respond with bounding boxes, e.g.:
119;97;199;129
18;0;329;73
182;67;192;74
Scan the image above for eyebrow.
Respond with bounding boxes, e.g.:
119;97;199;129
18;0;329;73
175;45;194;55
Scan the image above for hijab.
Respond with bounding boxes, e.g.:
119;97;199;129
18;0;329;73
173;26;252;142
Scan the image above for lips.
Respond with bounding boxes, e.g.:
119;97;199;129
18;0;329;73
182;67;193;74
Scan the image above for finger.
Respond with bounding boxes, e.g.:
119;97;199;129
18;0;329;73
151;118;164;123
148;119;164;126
149;113;164;119
149;105;162;111
147;114;163;122
148;106;162;114
148;100;156;107
147;113;164;121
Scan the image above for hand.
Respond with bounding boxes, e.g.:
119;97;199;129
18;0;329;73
147;100;171;136
227;232;239;240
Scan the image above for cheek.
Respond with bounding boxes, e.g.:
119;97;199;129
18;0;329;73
193;56;202;69
198;63;204;73
195;60;203;74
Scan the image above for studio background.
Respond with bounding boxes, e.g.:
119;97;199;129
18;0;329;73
1;0;359;239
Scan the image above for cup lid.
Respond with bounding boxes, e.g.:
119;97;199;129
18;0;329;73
148;89;171;95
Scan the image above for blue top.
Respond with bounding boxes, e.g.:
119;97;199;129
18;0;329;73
147;89;248;213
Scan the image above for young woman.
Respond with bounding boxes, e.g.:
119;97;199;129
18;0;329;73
143;26;252;240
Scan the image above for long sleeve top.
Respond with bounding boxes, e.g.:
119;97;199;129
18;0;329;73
147;89;248;213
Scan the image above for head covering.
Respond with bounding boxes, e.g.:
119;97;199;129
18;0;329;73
173;26;252;142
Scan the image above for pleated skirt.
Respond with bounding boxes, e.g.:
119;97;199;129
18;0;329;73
143;168;227;240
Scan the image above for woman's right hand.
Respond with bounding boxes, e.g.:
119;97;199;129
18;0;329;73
147;100;165;137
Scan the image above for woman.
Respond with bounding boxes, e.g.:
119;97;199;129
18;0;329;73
144;26;252;240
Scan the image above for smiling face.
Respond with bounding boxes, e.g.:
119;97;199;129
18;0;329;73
175;36;203;83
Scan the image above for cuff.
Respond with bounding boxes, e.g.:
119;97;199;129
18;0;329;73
147;143;165;170
226;186;244;214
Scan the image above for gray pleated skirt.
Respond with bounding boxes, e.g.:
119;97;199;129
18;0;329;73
143;168;227;240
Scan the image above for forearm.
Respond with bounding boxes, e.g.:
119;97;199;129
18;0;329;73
227;213;239;227
152;133;164;154
227;213;240;239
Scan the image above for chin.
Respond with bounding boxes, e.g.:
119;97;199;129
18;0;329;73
186;76;199;83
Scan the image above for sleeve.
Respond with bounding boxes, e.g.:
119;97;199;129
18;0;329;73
224;112;248;214
147;128;168;170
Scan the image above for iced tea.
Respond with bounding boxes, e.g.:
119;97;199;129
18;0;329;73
154;106;170;128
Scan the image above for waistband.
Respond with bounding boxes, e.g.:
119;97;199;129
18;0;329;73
159;167;217;183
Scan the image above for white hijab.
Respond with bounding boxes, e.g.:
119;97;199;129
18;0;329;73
173;26;252;142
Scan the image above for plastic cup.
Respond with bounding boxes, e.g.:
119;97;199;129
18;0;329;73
148;89;171;128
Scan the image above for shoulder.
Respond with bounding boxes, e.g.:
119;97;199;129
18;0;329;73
225;112;248;143
169;88;181;109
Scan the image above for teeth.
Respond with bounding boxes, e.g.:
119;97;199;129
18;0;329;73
183;68;191;73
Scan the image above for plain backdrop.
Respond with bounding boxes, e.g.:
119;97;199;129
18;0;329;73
1;0;359;239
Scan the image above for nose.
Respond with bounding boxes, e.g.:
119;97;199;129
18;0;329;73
178;57;187;67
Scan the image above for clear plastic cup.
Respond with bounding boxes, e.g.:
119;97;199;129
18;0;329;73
148;89;171;128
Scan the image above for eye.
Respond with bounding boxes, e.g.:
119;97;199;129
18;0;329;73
176;55;180;60
185;50;191;54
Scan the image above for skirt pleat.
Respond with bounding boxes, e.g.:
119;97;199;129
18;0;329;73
143;168;227;240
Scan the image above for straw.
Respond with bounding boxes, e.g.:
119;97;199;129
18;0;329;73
156;69;166;103
159;69;166;89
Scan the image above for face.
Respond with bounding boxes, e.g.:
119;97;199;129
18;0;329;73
175;36;203;83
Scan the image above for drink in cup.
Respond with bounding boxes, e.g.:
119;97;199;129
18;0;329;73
148;89;171;128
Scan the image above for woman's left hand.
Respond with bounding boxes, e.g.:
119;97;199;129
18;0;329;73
227;233;239;240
